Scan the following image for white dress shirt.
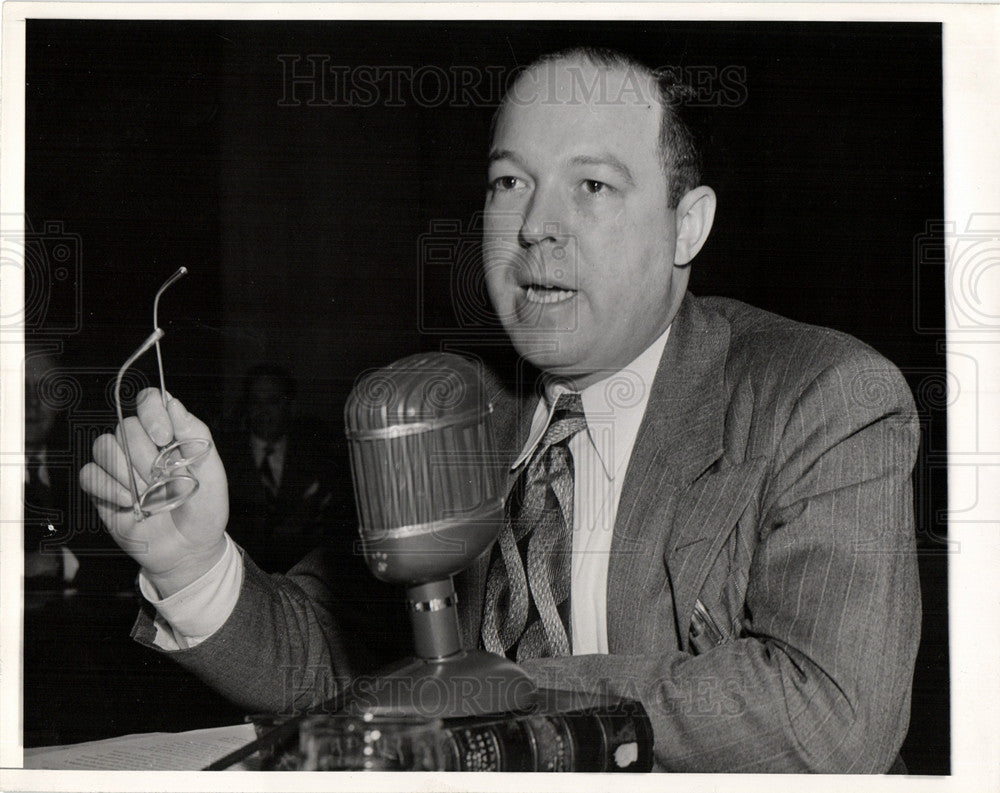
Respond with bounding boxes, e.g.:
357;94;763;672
143;327;670;653
25;447;80;584
511;326;669;654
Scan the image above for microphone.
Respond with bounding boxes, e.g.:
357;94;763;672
345;351;503;591
344;352;537;718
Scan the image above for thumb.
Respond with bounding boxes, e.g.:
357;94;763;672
165;395;213;441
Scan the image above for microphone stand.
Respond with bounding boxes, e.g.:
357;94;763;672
348;577;537;719
346;519;538;719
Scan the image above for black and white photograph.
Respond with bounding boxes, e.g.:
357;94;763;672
1;3;996;789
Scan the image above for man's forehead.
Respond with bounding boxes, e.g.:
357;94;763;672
251;377;285;399
25;354;56;383
492;58;663;165
504;57;661;111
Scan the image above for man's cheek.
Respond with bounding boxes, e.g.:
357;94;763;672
484;280;515;326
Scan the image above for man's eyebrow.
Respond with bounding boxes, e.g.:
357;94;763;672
487;149;523;168
487;149;637;187
568;154;636;186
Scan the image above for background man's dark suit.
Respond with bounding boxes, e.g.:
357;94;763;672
215;418;345;574
132;294;921;772
213;417;405;665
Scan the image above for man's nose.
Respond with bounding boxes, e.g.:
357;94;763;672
518;186;566;248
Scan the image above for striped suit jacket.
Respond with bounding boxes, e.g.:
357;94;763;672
133;293;922;772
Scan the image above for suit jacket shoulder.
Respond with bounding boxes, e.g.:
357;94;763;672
697;294;915;417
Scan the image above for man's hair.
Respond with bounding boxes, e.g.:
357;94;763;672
241;363;297;403
493;46;702;208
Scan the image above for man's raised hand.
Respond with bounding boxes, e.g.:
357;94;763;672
79;387;229;597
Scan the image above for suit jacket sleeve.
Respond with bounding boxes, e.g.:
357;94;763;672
520;347;922;772
132;546;358;716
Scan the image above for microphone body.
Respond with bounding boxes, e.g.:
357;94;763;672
343;353;536;718
344;352;503;587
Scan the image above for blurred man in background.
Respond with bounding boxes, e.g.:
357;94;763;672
217;364;338;573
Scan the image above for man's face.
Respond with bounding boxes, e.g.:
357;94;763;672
483;58;687;388
246;375;291;443
25;355;57;448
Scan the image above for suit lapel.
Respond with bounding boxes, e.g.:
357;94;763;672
607;295;733;653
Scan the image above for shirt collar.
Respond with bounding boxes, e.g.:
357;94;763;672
24;446;50;487
251;434;286;462
511;325;671;476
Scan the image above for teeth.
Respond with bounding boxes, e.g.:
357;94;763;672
525;285;576;304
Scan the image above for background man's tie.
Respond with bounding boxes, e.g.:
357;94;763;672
481;392;587;660
258;444;277;498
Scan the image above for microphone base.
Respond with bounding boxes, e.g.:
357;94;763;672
345;650;538;719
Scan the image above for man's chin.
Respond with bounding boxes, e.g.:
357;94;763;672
509;342;595;384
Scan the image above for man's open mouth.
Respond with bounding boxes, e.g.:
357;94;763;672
524;284;577;304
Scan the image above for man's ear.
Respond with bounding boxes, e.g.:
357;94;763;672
673;186;717;266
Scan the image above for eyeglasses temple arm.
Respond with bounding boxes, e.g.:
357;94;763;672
115;328;166;521
153;267;188;407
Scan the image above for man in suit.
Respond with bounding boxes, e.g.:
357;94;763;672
216;364;341;573
23;348;136;592
81;47;920;771
23;350;74;587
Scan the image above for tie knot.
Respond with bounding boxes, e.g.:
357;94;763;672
540;392;587;451
552;391;583;420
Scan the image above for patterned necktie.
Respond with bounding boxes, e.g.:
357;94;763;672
258;444;277;497
481;392;587;660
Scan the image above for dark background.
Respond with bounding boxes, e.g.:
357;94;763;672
24;20;948;772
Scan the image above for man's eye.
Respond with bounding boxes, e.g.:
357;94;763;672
583;179;609;194
491;176;522;191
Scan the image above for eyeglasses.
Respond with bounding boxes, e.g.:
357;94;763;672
114;267;213;521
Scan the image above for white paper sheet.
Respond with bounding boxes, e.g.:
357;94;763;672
21;723;258;770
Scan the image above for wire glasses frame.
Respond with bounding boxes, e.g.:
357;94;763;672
114;268;212;521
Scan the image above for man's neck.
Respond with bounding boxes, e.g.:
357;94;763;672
540;323;673;400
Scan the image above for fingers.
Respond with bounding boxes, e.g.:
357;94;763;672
135;387;173;446
86;432;141;500
116;416;160;483
84;390;217;514
80;456;133;510
79;460;144;555
93;431;127;474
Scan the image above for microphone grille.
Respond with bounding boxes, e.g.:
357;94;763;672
344;352;488;437
344;352;502;532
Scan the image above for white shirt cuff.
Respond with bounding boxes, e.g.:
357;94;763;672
138;535;243;651
59;546;80;584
